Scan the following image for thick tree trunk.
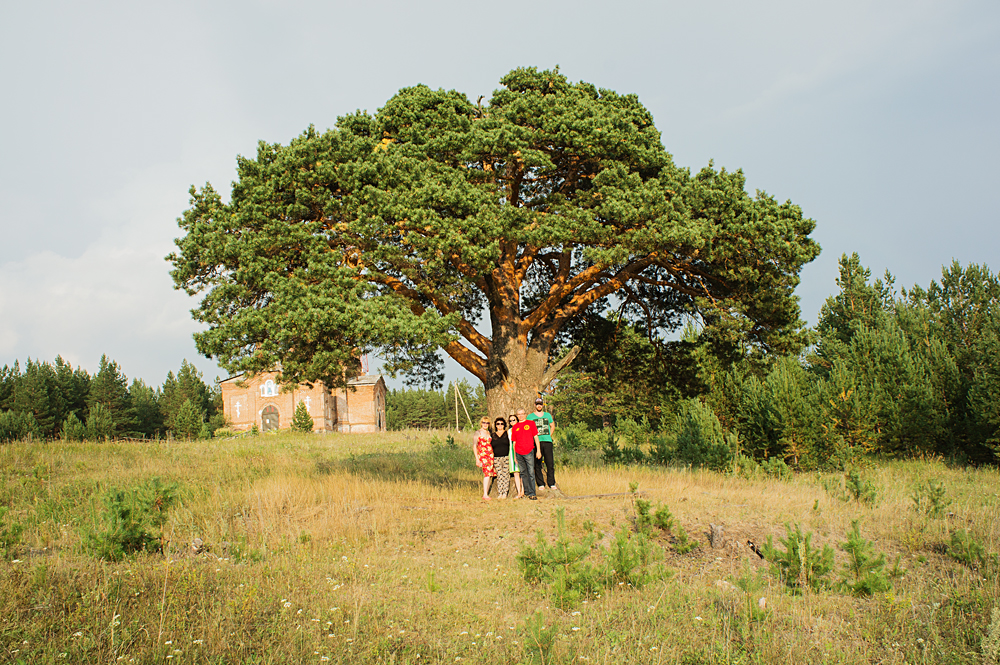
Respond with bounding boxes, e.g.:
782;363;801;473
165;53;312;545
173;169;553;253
483;339;548;419
480;326;579;420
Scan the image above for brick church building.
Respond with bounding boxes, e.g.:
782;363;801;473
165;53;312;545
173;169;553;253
220;371;387;433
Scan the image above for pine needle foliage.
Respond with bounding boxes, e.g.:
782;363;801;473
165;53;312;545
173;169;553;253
517;508;601;609
844;469;879;505
947;529;990;570
838;520;894;596
603;526;660;588
86;478;179;562
911;479;951;518
762;523;834;592
292;400;314;432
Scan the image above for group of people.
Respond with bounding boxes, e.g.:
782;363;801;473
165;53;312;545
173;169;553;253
473;397;557;501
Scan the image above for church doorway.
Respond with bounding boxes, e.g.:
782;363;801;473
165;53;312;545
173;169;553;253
261;405;280;431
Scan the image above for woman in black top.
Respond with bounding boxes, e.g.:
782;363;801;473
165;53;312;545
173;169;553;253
490;417;512;499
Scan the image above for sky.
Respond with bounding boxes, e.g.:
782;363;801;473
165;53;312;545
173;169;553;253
1;0;998;390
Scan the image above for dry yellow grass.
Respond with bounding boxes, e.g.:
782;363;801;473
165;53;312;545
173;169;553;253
1;430;998;663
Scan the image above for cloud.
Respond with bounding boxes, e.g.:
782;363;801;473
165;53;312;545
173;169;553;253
0;157;223;384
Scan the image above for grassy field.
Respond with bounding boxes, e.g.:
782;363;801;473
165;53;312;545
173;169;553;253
1;430;998;664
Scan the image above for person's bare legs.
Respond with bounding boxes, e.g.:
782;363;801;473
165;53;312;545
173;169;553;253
482;475;493;500
513;471;524;498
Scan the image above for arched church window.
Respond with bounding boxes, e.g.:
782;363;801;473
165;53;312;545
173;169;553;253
261;380;277;397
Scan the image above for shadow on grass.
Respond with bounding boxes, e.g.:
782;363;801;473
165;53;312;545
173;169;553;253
314;444;477;490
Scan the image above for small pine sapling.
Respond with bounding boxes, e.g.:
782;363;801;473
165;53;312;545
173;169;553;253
673;523;699;554
634;498;654;536
522;611;557;665
653;504;675;532
517;508;600;609
838;520;892;596
912;480;951;518
845;469;878;505
762;523;834;591
291;400;314;433
603;527;659;588
948;529;989;570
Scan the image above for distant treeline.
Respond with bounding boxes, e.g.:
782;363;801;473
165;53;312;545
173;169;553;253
0;357;222;442
386;380;486;431
547;254;1000;468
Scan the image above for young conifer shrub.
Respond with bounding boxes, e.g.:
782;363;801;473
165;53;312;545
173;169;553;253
522;611;557;665
603;526;659;588
845;469;879;505
86;478;179;561
947;529;989;570
291;400;314;432
0;410;38;443
838;520;894;596
762;523;834;591
517;508;600;609
601;429;624;465
673;523;699;554
675;398;735;471
912;480;951;518
173;398;204;439
632;497;675;536
60;412;87;441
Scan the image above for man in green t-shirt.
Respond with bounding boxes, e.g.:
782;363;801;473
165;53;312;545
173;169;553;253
528;397;557;491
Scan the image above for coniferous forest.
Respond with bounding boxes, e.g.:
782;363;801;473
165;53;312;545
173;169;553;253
3;254;999;468
0;357;223;443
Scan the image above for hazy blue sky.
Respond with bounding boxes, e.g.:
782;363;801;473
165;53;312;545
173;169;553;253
1;0;997;388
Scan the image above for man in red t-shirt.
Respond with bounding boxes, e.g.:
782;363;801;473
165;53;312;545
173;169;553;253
510;408;541;500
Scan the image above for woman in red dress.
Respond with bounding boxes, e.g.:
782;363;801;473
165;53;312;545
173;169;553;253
473;417;496;500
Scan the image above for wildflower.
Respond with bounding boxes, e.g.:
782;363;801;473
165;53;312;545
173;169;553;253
694;616;703;621
165;641;173;645
193;640;203;645
284;602;292;609
571;611;581;616
321;658;330;662
572;627;581;632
